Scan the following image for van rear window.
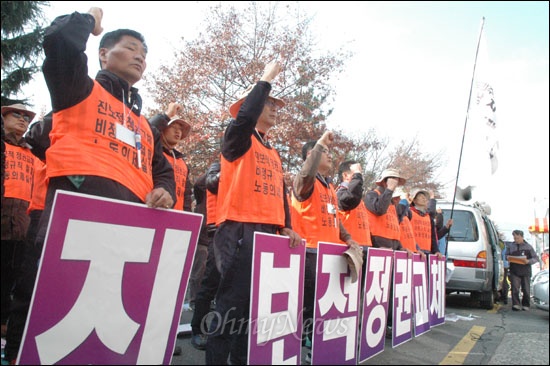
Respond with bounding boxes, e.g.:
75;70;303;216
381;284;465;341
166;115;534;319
441;210;479;242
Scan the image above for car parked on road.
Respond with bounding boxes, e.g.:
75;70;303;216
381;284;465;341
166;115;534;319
531;269;549;311
439;200;504;309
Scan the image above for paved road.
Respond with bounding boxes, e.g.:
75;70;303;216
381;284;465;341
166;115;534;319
170;294;549;365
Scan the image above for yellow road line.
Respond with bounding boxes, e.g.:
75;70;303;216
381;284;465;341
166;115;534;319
439;325;485;365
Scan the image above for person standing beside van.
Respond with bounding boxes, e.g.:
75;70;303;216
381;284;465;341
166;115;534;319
409;188;443;257
507;230;539;311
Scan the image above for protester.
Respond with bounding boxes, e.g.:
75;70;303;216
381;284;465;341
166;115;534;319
507;230;539;311
365;168;408;252
190;161;220;351
149;102;193;211
292;133;362;361
364;167;412;338
205;61;301;365
336;160;372;247
336;159;371;289
393;187;422;256
3;7;176;363
409;188;445;258
1;103;36;338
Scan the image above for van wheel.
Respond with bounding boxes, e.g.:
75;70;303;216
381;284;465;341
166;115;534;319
480;289;495;309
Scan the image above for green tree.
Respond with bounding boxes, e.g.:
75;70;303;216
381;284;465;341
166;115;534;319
1;1;49;106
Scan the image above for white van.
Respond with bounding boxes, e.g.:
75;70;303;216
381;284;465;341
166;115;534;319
438;200;504;309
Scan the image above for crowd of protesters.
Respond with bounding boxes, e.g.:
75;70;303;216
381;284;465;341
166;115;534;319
1;5;497;366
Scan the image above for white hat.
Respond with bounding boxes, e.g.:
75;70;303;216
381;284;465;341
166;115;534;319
167;117;191;139
410;187;429;200
375;168;406;186
343;245;363;283
1;103;36;121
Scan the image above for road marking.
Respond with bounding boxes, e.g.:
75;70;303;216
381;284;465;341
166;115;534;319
439;325;485;365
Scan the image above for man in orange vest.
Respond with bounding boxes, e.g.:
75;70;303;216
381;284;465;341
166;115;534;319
1;103;36;339
291;131;361;358
150;102;193;212
206;61;301;365
4;7;176;363
336;160;371;289
150;102;193;356
190;161;220;351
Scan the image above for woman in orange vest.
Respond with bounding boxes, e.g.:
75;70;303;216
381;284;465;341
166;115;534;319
1;103;36;337
409;188;443;257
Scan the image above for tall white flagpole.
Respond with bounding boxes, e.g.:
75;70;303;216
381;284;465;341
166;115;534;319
446;17;485;257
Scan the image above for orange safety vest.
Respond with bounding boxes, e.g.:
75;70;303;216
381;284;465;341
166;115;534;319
291;179;341;249
4;143;34;202
163;151;188;211
366;191;400;241
410;209;432;251
206;191;217;226
338;200;372;247
399;215;416;252
46;81;154;201
28;159;47;213
216;137;285;226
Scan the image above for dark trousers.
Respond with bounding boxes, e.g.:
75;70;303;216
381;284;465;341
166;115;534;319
1;239;25;326
191;230;220;336
4;210;42;361
302;250;318;345
205;221;277;365
510;272;531;307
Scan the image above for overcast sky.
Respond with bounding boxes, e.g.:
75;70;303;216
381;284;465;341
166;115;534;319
17;1;549;239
